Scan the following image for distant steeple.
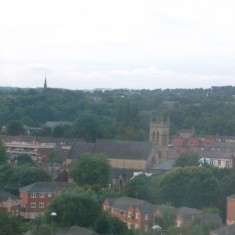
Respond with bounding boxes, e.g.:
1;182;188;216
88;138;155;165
44;77;47;89
43;77;47;96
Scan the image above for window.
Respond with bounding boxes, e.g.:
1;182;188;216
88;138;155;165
226;161;230;167
39;193;45;198
120;210;125;215
39;203;44;208
135;223;139;229
128;212;132;218
31;193;36;198
144;214;148;220
47;193;52;197
135;212;139;219
218;160;221;166
31;202;36;208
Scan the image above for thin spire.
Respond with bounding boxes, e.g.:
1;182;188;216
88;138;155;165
44;77;47;89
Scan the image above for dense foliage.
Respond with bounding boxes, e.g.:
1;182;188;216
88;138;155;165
124;166;235;222
1;86;235;141
70;153;111;190
0;212;28;235
0;150;51;195
46;188;132;235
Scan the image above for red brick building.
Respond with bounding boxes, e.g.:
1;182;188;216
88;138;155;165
19;181;76;219
103;197;222;232
227;194;235;225
103;196;176;232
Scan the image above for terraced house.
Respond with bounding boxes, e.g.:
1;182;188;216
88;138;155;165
103;196;222;232
19;182;76;219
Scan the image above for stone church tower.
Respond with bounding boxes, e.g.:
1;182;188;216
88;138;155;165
150;118;169;164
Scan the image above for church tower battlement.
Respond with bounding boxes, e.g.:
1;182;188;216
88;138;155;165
150;120;169;147
150;117;170;164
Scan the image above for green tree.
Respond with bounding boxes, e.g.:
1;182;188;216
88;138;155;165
109;216;133;235
159;167;219;208
184;169;219;209
0;140;8;164
4;166;51;194
154;211;176;230
70;153;111;189
124;174;154;202
6;120;25;135
159;167;192;206
174;152;200;167
47;149;65;166
46;188;102;228
72;112;101;142
14;153;34;166
0;212;27;235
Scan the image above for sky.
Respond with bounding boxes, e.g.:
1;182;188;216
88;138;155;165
1;0;235;90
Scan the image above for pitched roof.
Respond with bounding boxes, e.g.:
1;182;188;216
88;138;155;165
56;226;99;235
152;159;175;171
0;189;19;202
177;207;201;219
19;182;76;193
107;196;158;214
67;141;95;159
227;194;235;200
93;139;153;160
197;212;222;224
211;224;235;235
197;151;234;159
177;207;222;224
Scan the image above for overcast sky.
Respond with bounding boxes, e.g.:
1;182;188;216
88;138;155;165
1;0;235;90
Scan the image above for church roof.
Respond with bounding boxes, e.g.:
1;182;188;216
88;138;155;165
92;139;153;160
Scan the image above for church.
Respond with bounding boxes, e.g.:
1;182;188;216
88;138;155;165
67;118;170;188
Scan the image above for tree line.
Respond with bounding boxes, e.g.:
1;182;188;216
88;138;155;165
1;86;235;141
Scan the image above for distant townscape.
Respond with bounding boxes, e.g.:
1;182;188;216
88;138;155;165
1;84;235;234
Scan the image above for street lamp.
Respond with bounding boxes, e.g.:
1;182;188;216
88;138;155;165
50;212;57;235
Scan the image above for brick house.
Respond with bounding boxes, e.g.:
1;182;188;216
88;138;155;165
211;224;235;235
176;207;222;227
227;194;235;225
103;196;159;231
19;182;76;219
103;197;222;232
0;189;20;215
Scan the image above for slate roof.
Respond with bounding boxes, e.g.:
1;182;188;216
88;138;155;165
227;194;235;200
1;135;35;143
211;224;235;235
197;212;222;224
26;226;99;235
67;141;95;159
19;182;76;193
212;142;235;149
177;207;201;218
197;151;234;159
152;159;175;171
56;226;99;235
107;196;158;214
0;135;77;146
177;207;222;224
93;139;153;160
0;189;19;202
